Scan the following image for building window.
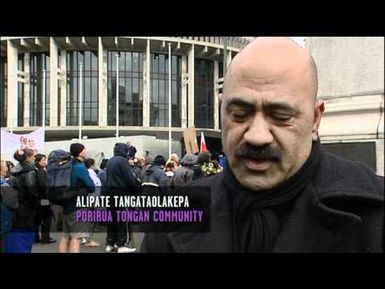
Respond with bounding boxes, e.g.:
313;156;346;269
30;52;50;126
66;51;98;126
150;53;182;127
195;58;214;128
107;51;143;126
17;55;24;127
322;142;377;172
218;61;224;79
0;56;7;127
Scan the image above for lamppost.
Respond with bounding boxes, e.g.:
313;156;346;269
79;61;83;140
116;52;120;139
168;43;172;157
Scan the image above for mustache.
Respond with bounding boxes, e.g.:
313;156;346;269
234;143;282;161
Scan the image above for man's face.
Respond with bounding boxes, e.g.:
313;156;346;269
27;150;36;163
79;147;88;159
221;64;322;191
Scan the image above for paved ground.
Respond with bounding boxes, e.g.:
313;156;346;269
32;231;145;253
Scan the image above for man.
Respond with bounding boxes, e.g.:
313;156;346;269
1;155;19;252
141;155;170;195
59;143;95;253
141;37;384;253
173;154;198;187
6;149;39;253
105;143;138;253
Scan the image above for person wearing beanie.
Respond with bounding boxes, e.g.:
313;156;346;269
70;143;86;159
127;144;137;158
141;154;170;195
173;154;197;187
59;143;95;253
152;155;166;167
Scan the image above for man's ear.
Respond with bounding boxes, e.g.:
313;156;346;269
312;100;325;141
218;93;223;107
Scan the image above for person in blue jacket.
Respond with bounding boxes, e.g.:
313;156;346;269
58;143;95;253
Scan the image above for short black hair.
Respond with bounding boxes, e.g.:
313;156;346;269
84;158;95;169
100;158;109;170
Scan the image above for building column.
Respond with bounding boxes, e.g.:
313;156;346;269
214;60;219;130
6;40;17;130
49;37;58;127
376;94;384;176
98;37;108;126
376;139;384;176
187;44;195;127
59;50;67;126
23;53;30;127
143;39;150;127
181;54;188;128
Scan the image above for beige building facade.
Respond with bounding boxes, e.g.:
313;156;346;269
306;37;384;175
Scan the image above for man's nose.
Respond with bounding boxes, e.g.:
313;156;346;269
243;114;274;147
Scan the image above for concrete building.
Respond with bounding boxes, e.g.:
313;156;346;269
306;37;384;175
0;36;249;159
1;36;383;175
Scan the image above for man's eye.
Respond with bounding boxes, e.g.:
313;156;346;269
231;110;249;121
271;113;293;122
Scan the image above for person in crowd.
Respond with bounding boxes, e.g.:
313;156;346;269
173;154;198;187
141;155;153;178
105;143;138;253
6;149;39;253
129;156;142;183
97;158;109;196
59;143;95;253
169;153;180;170
141;155;170;195
1;155;19;253
164;161;176;179
34;153;56;244
5;161;14;180
82;158;101;248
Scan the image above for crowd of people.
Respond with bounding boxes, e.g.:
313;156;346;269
0;141;225;253
3;37;381;254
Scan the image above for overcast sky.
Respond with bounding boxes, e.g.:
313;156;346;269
244;37;305;47
290;37;305;47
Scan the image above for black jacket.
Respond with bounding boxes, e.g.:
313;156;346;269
36;166;47;200
141;149;384;253
10;161;40;230
106;143;139;196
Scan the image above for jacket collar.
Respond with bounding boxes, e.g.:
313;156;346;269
167;173;234;252
309;149;383;224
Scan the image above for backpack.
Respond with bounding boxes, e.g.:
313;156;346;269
141;166;162;196
46;150;78;205
1;180;18;235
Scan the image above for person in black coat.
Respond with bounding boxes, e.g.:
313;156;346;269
6;149;40;253
34;154;56;244
105;143;139;253
97;158;109;195
141;37;384;253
